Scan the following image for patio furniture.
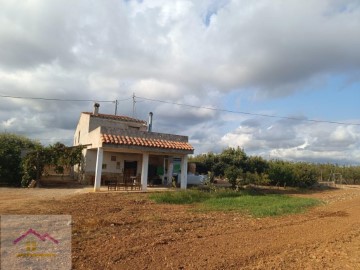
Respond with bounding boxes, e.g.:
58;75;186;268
107;175;142;191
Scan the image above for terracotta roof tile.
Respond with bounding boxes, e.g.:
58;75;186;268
101;134;194;151
83;112;146;124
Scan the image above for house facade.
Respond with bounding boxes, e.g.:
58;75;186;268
73;104;194;191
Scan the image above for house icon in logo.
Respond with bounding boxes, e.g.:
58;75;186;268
13;228;59;257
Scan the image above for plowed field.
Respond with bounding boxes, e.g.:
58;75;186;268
1;186;359;269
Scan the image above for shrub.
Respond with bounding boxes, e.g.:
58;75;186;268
0;133;40;186
225;166;243;188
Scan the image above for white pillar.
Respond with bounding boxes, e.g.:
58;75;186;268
167;157;173;186
180;155;188;189
141;153;149;191
94;147;103;192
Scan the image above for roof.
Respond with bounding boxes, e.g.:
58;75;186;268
101;134;194;151
83;112;146;124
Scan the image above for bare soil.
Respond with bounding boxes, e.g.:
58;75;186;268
1;186;360;269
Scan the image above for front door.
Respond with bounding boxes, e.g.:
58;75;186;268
124;161;137;180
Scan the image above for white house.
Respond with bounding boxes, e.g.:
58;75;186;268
73;103;194;191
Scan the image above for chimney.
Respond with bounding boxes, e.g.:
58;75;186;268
147;112;153;132
93;103;100;115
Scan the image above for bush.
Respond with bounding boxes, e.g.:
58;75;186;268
243;172;270;186
0;133;40;186
225;166;243;188
293;164;317;187
268;161;295;186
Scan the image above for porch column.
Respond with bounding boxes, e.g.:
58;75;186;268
141;152;149;191
94;147;103;192
180;155;188;189
167;157;173;186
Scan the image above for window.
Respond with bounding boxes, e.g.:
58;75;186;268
111;156;116;161
116;162;121;169
78;131;80;143
102;164;107;170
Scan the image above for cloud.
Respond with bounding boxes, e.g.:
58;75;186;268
0;0;360;164
221;118;360;164
2;0;360;91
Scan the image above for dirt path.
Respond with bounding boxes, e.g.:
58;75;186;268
1;186;359;269
0;187;91;213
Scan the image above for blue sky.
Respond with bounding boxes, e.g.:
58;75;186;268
0;0;360;164
229;79;360;122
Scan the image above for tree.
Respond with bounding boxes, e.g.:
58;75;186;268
225;165;243;189
21;146;52;187
0;133;40;186
245;156;269;174
22;143;84;187
268;160;295;186
220;147;247;169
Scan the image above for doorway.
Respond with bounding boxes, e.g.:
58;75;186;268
124;161;137;177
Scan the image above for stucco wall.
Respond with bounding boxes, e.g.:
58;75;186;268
89;116;147;133
74;113;149;148
74;113;91;146
80;151;143;184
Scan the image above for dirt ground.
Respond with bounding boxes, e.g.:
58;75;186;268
1;186;360;269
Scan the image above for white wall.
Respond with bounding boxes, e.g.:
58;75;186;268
83;149;97;173
100;152;142;174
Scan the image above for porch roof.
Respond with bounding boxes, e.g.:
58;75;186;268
101;133;194;152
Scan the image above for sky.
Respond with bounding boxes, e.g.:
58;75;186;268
1;0;360;164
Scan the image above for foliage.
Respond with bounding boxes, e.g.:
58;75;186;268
243;172;270;186
21;147;52;187
268;160;318;187
267;160;295;186
245;156;269;174
293;163;318;187
190;147;247;176
207;171;215;183
190;148;360;188
0;133;40;186
22;142;84;187
224;165;243;188
47;142;84;172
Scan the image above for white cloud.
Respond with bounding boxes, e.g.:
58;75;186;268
221;118;360;164
0;0;360;163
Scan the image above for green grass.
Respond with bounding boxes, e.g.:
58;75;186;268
200;195;320;217
149;190;212;204
149;190;320;217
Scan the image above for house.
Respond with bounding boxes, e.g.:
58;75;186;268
73;103;194;191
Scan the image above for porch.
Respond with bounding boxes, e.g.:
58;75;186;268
90;147;190;192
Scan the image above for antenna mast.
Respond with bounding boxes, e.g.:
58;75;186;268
114;100;118;115
132;93;136;117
